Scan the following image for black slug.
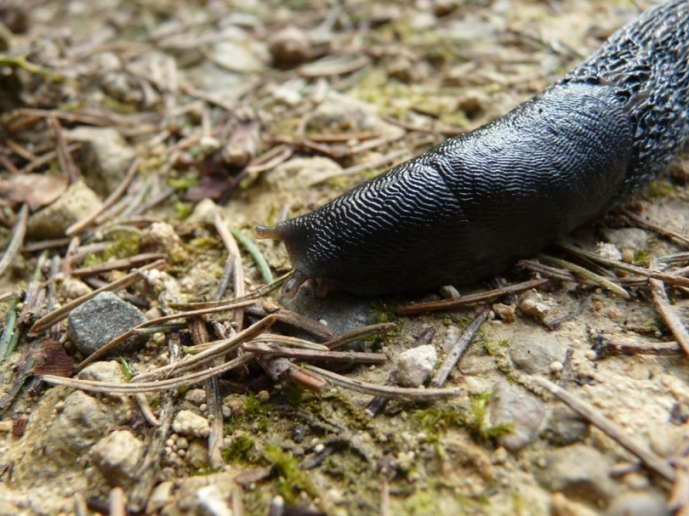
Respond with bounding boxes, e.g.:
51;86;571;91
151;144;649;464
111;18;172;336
256;0;689;296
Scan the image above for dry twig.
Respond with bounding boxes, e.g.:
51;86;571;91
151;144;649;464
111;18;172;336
532;376;675;482
430;307;490;388
397;278;549;314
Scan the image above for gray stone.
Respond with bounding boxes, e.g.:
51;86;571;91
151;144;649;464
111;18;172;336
91;430;145;486
533;444;616;504
489;381;546;452
67;127;136;197
605;490;669;516
602;228;649;251
509;328;569;374
27;180;102;239
543;404;590;446
68;292;147;356
397;345;437;387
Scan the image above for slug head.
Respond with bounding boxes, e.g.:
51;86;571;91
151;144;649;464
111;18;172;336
255;221;325;298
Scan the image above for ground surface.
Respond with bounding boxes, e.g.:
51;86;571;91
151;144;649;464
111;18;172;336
0;0;688;515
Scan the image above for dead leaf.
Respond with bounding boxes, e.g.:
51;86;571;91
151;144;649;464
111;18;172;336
0;173;69;211
31;337;73;377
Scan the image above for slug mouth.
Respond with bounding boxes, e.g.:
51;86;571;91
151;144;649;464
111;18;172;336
255;224;315;298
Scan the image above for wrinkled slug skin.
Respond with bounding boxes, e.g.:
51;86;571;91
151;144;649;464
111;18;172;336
259;0;689;296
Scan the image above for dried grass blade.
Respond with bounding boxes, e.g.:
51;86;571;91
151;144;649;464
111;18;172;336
302;364;463;401
0;204;29;279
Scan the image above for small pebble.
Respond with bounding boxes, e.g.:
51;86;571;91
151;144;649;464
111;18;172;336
550;361;564;373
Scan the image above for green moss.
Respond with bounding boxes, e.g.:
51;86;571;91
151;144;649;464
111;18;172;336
168;177;198;190
465;392;513;443
634;248;652;266
174;201;193;220
402;490;437;515
223;433;260;464
147;395;160;410
413;405;466;435
264;444;318;505
413;394;513;444
83;232;142;267
647;180;676;199
284;383;305;407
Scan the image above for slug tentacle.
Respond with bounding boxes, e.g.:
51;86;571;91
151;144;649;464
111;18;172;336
257;0;689;297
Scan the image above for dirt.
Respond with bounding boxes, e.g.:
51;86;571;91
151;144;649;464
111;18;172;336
0;0;687;515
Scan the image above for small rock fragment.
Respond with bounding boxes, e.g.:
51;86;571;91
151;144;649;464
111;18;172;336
78;360;128;384
195;485;233;516
602;228;649;251
67;127;136;197
185;389;207;406
597;242;622;262
140;221;188;264
68;292;147;356
186;439;210;468
91;430;145;486
605;490;668;516
268;27;311;68
533;444;616;504
27;180;102;239
620;248;634;264
59;277;93;300
649;425;685;458
519;289;549;321
489;381;546;452
173;410;211;438
173;472;238;512
492;303;516;323
397;345;437;387
146;481;174;514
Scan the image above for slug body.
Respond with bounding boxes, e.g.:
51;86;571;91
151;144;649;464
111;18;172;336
257;0;689;296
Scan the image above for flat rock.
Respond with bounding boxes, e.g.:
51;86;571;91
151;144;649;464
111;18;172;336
67;127;136;197
509;328;569;374
91;430;145;486
533;443;616;504
542;404;590;446
605;490;669;516
280;286;377;338
27;180;102;239
489;380;546;452
68;291;147;356
44;391;114;467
